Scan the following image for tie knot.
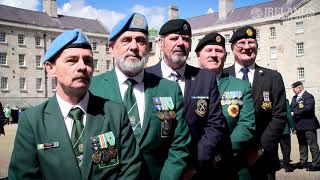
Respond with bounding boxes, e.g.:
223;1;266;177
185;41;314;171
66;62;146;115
171;71;181;81
125;79;137;87
240;67;249;74
69;107;83;121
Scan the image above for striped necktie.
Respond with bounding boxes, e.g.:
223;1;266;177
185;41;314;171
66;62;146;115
69;107;84;167
240;67;249;81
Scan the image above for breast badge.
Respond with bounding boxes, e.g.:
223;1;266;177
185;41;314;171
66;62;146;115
261;91;272;110
153;97;176;138
192;96;209;117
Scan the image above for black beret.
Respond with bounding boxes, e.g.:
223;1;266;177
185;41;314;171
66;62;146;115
291;81;303;88
229;25;256;44
195;32;225;53
159;19;191;36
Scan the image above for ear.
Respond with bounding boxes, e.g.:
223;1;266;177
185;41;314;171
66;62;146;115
44;62;56;78
158;37;164;51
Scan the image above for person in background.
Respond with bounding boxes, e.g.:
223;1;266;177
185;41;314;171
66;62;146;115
0;102;6;135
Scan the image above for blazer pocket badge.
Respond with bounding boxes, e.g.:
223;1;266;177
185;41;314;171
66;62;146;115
298;102;304;109
90;131;119;169
37;142;59;150
192;96;209;117
261;91;272;110
153;97;176;138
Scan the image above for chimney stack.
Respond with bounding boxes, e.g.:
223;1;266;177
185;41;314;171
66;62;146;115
168;5;179;20
43;0;58;18
219;0;233;20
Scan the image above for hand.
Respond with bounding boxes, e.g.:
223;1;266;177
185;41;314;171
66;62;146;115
246;147;264;167
292;129;297;134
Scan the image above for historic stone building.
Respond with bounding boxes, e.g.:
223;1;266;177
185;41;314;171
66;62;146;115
147;0;320;116
0;0;111;107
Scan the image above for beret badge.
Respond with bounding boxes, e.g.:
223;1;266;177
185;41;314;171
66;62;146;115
183;24;189;32
246;29;253;37
216;35;222;43
133;16;144;27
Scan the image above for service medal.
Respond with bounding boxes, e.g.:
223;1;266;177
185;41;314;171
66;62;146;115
261;101;272;110
92;151;101;164
157;111;165;121
164;111;171;120
227;104;239;118
109;147;118;159
298;103;304;109
78;143;84;153
169;111;176;119
101;149;110;163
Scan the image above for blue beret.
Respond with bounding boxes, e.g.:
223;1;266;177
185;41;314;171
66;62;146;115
159;19;191;36
229;25;256;44
195;32;225;52
44;28;92;63
109;12;148;42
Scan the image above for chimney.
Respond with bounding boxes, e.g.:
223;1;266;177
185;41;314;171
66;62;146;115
168;5;179;20
219;0;233;20
43;0;58;18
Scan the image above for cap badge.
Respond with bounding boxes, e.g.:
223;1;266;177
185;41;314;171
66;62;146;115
216;35;222;43
246;29;253;37
183;24;189;32
133;15;144;27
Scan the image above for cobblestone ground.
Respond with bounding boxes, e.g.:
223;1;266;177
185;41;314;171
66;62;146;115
1;124;320;179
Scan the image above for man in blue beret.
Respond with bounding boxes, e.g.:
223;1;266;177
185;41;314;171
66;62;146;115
224;25;287;179
9;28;141;180
146;19;232;179
90;13;191;180
290;81;320;171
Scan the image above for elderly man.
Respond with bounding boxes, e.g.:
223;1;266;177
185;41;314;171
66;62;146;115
224;25;286;180
290;81;320;171
146;19;231;179
9;29;141;180
90;13;191;180
196;32;255;180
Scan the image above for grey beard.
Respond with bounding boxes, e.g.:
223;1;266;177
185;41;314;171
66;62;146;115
171;55;187;65
116;56;148;77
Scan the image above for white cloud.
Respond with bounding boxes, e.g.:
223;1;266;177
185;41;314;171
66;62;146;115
58;1;166;31
207;7;214;14
0;0;38;10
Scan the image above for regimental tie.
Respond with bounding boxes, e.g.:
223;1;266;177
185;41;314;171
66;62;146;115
69;107;85;167
171;71;181;82
240;67;249;82
124;79;142;136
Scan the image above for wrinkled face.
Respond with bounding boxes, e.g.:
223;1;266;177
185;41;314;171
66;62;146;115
159;33;191;69
292;86;302;95
198;45;226;73
232;38;258;67
110;31;149;77
45;48;93;97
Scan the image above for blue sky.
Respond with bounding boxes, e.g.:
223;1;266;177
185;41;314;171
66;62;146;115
0;0;271;30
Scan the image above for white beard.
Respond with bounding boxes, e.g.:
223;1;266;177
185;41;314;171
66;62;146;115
171;54;187;65
116;55;148;77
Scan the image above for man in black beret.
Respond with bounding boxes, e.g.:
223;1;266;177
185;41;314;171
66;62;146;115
224;25;287;180
290;81;320;171
146;19;232;179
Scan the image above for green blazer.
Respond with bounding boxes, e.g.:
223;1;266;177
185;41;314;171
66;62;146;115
218;73;255;152
90;69;191;180
9;93;141;180
283;99;295;134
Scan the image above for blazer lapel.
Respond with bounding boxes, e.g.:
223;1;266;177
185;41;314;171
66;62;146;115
81;94;105;180
218;73;230;94
252;64;264;104
44;96;82;177
104;69;123;102
184;65;199;110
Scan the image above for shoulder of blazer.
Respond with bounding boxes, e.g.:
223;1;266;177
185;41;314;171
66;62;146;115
185;64;214;81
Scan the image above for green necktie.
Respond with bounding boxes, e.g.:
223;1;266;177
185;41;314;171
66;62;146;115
69;107;84;167
124;79;142;135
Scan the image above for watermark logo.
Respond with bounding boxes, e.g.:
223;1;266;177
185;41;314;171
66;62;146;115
251;7;264;19
250;6;316;20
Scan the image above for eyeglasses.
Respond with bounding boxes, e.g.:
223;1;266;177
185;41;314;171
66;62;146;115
235;41;257;49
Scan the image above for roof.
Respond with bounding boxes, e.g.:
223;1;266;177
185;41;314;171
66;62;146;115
0;4;109;35
187;0;305;30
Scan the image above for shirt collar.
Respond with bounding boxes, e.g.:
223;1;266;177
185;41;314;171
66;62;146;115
297;90;305;97
235;61;255;74
161;60;186;79
216;72;222;82
115;66;144;85
56;91;89;119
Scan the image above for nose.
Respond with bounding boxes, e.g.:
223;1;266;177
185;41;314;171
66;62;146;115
129;39;139;50
177;36;184;45
77;59;87;71
243;41;251;49
210;51;217;57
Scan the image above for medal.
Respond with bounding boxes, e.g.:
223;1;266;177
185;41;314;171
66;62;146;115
227;104;239;118
78;143;84;153
101;149;110;163
169;111;176;119
157;111;165;121
164;111;171;120
92;150;101;164
109;146;118;159
298;103;304;109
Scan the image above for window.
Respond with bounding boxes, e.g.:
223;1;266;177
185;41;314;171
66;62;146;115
36;78;42;91
106;60;111;70
225;34;231;43
36;55;42;67
19;54;25;66
256;48;261;60
296;22;304;34
52;77;57;90
296;42;304;56
256;30;260;41
18;34;25;45
0;52;7;65
35;36;41;46
92;42;97;51
93;59;98;70
19;77;26;90
105;42;109;53
270;46;277;59
0;32;6;43
270;27;276;38
0;77;8;90
297;67;304;80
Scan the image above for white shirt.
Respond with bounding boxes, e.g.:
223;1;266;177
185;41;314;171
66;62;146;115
235;62;255;85
115;67;145;127
56;92;89;138
297;90;305;101
161;60;186;96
